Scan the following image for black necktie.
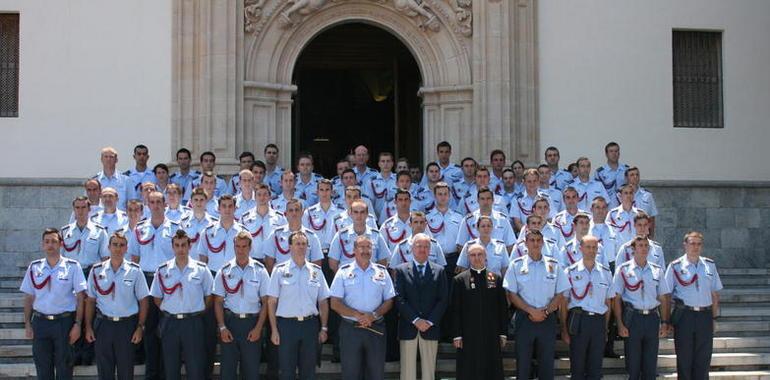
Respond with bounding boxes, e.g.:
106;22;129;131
417;264;425;278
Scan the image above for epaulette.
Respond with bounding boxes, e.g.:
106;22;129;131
271;195;279;201
274;225;287;233
235;222;247;230
596;167;605;172
92;262;105;269
333;215;343;221
138;217;149;225
622;164;629;169
91;174;99;179
597;263;610;272
62;257;78;265
493;239;504;244
32;258;45;264
127;261;140;268
567;262;580;271
204;224;217;232
94;223;107;231
619;260;633;268
169;220;180;226
703;257;714;263
429;237;438;243
253;259;266;268
373;263;387;270
308;262;322;269
210;216;220;221
512;255;526;264
340;263;353;270
672;256;685;265
544;256;559;263
196;261;208;268
275;261;290;269
181;214;191;223
122;170;131;176
158;262;169;269
216;175;225;180
191;173;200;179
453;164;461;168
221;262;232;270
60;225;71;232
303;228;316;236
545;238;556;245
649;262;661;269
649;240;660;246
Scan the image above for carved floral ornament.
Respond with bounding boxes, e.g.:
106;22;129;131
244;0;474;37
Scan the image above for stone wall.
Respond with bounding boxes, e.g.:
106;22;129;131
0;179;767;274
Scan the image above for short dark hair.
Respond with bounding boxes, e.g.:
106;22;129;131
264;144;279;154
490;149;506;161
72;195;90;207
288;230;308;245
633;212;651;224
425;162;440;172
200;151;216;162
239;151;255;161
460;157;477;167
109;231;128;245
218;194;235;207
176;148;192;159
153;163;169;175
604;142;620;153
395;188;411;199
251;160;266;171
171;230;191;245
477;187;493;199
133;144;149;154
437;141;452;150
396;170;412;182
41;228;62;242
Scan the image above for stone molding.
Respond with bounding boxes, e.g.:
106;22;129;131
173;0;539;169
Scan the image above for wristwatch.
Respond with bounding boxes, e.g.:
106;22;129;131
321;326;328;332
372;311;380;320
219;325;228;332
137;324;145;330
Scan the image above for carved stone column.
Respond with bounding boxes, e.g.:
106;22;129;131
419;85;475;164
172;0;243;173
472;0;539;165
242;81;296;167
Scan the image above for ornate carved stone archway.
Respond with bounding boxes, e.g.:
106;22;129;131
172;0;538;171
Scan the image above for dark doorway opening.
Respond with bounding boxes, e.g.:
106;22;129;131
292;23;423;177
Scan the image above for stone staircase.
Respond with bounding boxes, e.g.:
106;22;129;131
0;269;768;379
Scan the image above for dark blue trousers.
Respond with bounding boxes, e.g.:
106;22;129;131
32;314;74;380
514;312;557;380
93;315;138;380
568;310;606;380
159;315;206;380
277;317;319;380
624;312;660;380
220;314;263;380
339;319;386;380
673;309;713;380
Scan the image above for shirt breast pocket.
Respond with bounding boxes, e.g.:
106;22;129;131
343;278;358;287
244;279;261;297
188;275;203;285
84;238;99;253
280;276;296;286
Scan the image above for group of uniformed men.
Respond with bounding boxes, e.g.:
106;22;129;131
21;141;722;380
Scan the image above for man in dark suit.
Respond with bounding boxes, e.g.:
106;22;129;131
394;233;449;380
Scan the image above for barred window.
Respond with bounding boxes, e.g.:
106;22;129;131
672;30;723;128
0;14;19;118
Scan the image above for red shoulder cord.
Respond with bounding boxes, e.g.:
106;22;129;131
370;182;387;199
308;214;326;231
156;271;182;295
515;246;525;258
205;232;226;253
222;272;243;294
274;233;290;255
566;247;579;265
428;220;444;234
135;227;155;246
568;276;592;300
465;219;478;239
251;225;264;238
517;200;533;217
451;185;462;201
29;268;51;290
673;268;698;287
93;273;115;296
398;245;408;263
554;219;574;239
62;239;81;253
464;198;472;215
340;238;355;259
578;191;588;202
620;270;643;291
609;211;630;232
384;225;406;244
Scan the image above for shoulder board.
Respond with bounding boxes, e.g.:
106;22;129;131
649;240;660;246
597;263;610;272
620;260;633;268
333;215;343;221
253;260;266;268
122;170;131;176
196;261;208;268
158;262;169;269
649;262;662;269
222;262;232;270
464;214;474;221
512;256;526;263
672;256;685;265
92;262;105;269
32;258;45;264
493;239;504;244
703;257;714;263
94;223;107;230
429;237;438;243
340;263;353;270
168;220;180;226
274;210;285;216
205;224;217;231
138;217;149;224
308;262;322;269
622;164;629;169
181;214;191;222
373;263;386;270
216;175;225;180
127;262;140;268
91;174;99;179
453;164;461;168
60;225;71;232
303;228;317;236
596;167;605;172
275;261;290;269
169;173;178;179
544;257;559;263
210;216;220;221
567;262;579;271
62;257;78;265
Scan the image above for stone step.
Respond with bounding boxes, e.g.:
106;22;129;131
1;336;768;360
720;269;770;276
1;353;770;377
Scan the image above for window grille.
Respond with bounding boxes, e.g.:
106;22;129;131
0;14;19;118
672;30;723;128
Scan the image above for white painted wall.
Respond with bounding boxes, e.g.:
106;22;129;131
539;0;770;181
0;0;172;178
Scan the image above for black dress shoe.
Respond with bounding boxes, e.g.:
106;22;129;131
604;350;621;359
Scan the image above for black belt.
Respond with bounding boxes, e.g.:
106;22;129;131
225;310;259;319
674;299;712;312
33;311;73;321
162;311;204;320
570;307;605;317
96;312;137;322
624;303;659;316
278;315;317;322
